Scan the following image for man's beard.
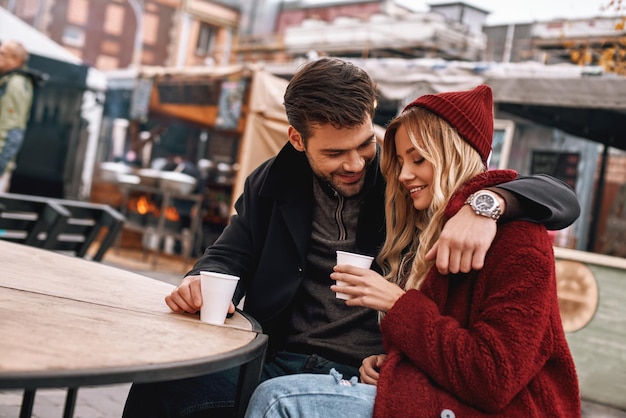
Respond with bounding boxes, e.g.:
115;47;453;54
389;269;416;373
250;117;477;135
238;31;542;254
309;160;371;198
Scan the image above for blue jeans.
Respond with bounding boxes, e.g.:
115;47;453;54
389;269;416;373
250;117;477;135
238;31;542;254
122;352;361;418
244;369;376;418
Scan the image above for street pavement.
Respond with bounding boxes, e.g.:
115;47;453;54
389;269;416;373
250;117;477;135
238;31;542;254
0;384;131;417
2;384;626;417
2;250;626;417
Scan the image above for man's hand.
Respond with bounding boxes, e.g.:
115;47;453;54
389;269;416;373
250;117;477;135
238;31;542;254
426;201;501;274
165;274;236;315
359;354;386;385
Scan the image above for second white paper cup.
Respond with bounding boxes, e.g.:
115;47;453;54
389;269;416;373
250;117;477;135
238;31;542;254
200;271;240;325
335;251;374;300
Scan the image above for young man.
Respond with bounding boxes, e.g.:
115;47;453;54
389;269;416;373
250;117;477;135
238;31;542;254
123;58;580;418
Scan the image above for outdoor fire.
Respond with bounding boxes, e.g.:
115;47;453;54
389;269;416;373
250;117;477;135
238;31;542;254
135;195;155;216
127;194;181;226
164;206;180;222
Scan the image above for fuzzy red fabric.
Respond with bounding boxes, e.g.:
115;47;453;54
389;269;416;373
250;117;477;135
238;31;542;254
374;170;581;418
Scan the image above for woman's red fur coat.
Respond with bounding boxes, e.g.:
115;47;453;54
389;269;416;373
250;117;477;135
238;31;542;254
374;170;581;418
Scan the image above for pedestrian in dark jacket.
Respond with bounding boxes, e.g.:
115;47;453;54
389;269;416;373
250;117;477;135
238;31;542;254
243;85;580;418
123;58;581;418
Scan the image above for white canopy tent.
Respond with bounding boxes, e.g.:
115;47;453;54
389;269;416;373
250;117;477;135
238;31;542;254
0;7;81;64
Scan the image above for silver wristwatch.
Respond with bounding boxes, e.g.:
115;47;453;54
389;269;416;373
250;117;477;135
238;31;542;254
465;191;502;221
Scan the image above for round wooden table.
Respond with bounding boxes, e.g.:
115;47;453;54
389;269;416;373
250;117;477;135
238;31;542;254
0;240;267;418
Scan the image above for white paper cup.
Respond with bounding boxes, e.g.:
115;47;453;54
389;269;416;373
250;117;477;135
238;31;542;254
199;271;240;325
335;251;374;300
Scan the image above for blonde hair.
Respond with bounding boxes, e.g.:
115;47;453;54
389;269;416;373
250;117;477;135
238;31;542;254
378;107;487;291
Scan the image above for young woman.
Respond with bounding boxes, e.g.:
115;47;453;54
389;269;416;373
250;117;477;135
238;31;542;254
244;85;581;418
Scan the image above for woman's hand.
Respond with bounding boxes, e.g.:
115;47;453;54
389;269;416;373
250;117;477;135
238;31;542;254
360;354;386;385
330;265;405;312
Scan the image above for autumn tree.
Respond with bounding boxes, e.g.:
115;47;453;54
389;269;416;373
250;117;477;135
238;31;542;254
569;0;626;75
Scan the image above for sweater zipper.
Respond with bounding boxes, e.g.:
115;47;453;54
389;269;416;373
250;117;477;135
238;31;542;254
334;191;347;241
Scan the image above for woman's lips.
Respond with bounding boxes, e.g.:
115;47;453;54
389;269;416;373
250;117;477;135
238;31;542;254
409;185;427;196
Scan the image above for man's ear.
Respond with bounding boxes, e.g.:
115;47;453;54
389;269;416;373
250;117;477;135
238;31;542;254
288;126;305;152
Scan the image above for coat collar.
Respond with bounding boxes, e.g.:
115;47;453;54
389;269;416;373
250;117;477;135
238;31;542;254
257;141;386;259
258;142;313;202
1;67;46;87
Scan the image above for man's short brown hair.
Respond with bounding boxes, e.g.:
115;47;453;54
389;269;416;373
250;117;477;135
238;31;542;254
283;57;378;142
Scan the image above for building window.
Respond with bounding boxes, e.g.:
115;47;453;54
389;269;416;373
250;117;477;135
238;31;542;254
104;4;125;36
196;22;217;56
96;55;119;70
143;13;159;45
62;26;86;47
67;0;88;25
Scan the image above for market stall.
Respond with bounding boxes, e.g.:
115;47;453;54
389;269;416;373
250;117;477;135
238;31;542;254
94;64;289;258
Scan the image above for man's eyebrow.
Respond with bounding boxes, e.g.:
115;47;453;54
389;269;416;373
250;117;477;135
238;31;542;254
320;134;376;153
362;133;376;145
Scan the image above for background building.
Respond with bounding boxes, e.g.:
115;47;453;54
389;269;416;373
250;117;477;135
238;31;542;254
1;0;240;70
237;0;489;62
484;15;626;72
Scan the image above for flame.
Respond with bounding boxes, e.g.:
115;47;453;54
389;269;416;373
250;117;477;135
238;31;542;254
128;195;158;216
136;196;151;215
127;194;180;223
165;206;180;222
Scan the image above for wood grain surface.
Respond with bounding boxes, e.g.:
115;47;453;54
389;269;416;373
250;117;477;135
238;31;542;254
0;240;257;380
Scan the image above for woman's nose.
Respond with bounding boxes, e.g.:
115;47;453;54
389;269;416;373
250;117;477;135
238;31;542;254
398;164;414;182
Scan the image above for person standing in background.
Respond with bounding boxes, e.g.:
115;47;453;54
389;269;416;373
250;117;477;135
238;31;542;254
0;40;43;192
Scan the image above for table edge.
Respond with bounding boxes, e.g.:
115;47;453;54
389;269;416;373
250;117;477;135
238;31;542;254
0;333;269;390
236;308;263;333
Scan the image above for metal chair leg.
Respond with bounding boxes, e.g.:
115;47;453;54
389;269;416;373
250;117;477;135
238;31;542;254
63;387;78;418
19;389;36;418
234;335;268;418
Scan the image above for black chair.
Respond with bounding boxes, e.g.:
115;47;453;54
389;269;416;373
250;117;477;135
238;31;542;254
43;199;126;262
0;193;70;247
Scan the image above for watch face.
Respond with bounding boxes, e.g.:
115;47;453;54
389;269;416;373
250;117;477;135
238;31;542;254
474;193;496;211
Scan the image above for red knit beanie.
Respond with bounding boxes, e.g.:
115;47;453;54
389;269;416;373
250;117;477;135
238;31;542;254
403;84;494;164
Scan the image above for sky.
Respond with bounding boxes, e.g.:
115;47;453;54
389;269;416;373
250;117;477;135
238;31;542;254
300;0;618;25
402;0;615;25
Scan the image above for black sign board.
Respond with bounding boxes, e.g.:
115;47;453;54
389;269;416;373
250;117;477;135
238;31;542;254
530;150;580;189
156;80;221;105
